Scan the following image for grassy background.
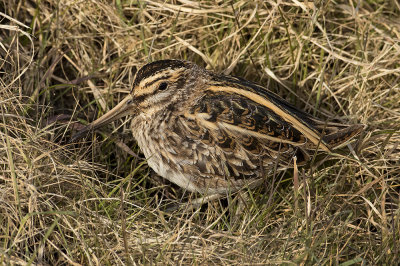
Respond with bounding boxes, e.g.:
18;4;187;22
1;0;400;264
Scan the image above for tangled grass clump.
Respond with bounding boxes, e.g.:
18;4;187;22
0;1;399;264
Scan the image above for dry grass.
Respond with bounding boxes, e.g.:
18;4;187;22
1;0;400;264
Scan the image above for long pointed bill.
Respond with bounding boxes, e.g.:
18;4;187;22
71;95;134;142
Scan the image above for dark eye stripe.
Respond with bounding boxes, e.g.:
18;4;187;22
144;75;172;88
134;95;146;103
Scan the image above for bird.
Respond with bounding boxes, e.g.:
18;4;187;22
72;59;364;195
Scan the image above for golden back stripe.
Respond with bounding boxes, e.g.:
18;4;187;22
185;113;304;146
219;122;306;146
206;86;331;152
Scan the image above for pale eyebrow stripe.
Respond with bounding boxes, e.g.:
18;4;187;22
139;68;185;88
144;75;172;88
139;71;170;88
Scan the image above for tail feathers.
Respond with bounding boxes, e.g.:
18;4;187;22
322;124;365;149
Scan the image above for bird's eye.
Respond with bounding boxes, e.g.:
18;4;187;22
158;82;168;91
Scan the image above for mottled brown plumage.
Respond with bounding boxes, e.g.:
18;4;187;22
73;60;364;194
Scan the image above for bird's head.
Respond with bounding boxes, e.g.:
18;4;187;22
71;60;206;141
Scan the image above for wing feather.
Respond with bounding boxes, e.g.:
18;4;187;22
170;91;311;182
163;74;362;187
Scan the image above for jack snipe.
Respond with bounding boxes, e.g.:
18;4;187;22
72;60;364;194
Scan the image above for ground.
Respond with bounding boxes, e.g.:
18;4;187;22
1;0;399;264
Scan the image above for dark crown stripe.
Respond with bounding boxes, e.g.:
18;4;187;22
134;60;186;86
